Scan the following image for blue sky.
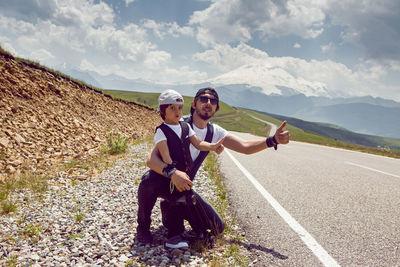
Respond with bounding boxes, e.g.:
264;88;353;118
1;0;399;100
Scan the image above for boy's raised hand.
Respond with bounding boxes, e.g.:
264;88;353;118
212;137;225;154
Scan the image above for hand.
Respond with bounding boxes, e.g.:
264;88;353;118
171;169;193;192
211;137;225;153
274;121;290;144
215;144;224;154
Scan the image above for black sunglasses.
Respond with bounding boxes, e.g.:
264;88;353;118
199;96;218;105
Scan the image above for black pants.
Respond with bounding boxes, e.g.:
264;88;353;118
137;170;225;238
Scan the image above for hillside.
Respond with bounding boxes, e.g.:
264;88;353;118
260;112;400;150
0;51;161;178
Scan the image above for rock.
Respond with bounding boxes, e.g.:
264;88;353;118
30;253;40;261
8;158;23;167
6;165;16;174
0;52;161;176
0;174;6;183
118;254;128;262
171;248;183;258
0;137;9;148
14;133;26;144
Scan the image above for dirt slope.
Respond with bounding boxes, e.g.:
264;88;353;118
0;52;161;177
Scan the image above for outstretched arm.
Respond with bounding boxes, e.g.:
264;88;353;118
222;121;289;154
189;134;224;152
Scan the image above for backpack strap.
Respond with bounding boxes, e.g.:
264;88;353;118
179;121;193;171
183;115;214;180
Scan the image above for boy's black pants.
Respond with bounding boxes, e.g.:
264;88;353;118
137;170;225;238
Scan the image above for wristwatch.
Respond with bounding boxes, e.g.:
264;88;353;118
266;135;278;150
162;163;177;179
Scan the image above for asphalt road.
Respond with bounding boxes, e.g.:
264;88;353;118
219;131;400;266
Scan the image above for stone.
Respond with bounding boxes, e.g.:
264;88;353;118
0;137;9;148
118;254;128;262
14;133;26;144
9;158;23;167
30;253;40;261
5;165;16;174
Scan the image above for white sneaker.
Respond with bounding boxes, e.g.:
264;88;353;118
165;235;189;249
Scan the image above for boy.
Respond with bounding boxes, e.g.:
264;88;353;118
148;89;224;249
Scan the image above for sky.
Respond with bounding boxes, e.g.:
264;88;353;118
1;0;400;101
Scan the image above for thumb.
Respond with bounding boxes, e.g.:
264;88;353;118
216;137;225;146
276;121;287;132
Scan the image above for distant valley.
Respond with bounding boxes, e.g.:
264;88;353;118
64;68;400;139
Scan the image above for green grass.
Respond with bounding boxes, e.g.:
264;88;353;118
203;152;250;266
0;173;49;214
1;200;17;214
5;255;18;267
74;210;85;222
211;107;271;136
20;223;42;243
70;233;85;239
242;108;400;158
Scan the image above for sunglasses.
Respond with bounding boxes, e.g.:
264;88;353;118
198;96;218;105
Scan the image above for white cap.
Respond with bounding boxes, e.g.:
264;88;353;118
158;89;184;106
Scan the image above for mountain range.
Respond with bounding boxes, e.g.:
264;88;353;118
62;67;400;139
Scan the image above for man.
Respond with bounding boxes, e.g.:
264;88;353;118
137;87;290;246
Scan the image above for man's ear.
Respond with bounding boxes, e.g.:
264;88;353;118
191;101;195;109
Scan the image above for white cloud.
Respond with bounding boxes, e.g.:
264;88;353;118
80;58;121;76
125;0;135;7
0;39;17;56
0;0;175;80
54;0;114;27
162;66;208;84
321;42;334;53
143;51;171;70
293;42;301;48
322;0;400;67
142;19;194;39
189;0;326;47
30;48;54;62
193;43;269;72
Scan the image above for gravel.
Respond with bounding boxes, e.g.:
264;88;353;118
0;142;249;266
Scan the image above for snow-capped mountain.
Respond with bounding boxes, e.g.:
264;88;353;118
208;63;335;97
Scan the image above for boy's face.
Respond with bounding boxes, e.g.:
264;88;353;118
164;104;183;124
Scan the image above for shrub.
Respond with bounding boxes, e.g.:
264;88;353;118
102;132;129;155
1;200;17;214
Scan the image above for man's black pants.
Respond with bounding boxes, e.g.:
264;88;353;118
137;170;225;238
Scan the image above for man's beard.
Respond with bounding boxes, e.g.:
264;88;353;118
198;112;212;120
197;108;213;120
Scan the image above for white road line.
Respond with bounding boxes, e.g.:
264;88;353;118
345;161;400;178
225;150;340;267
